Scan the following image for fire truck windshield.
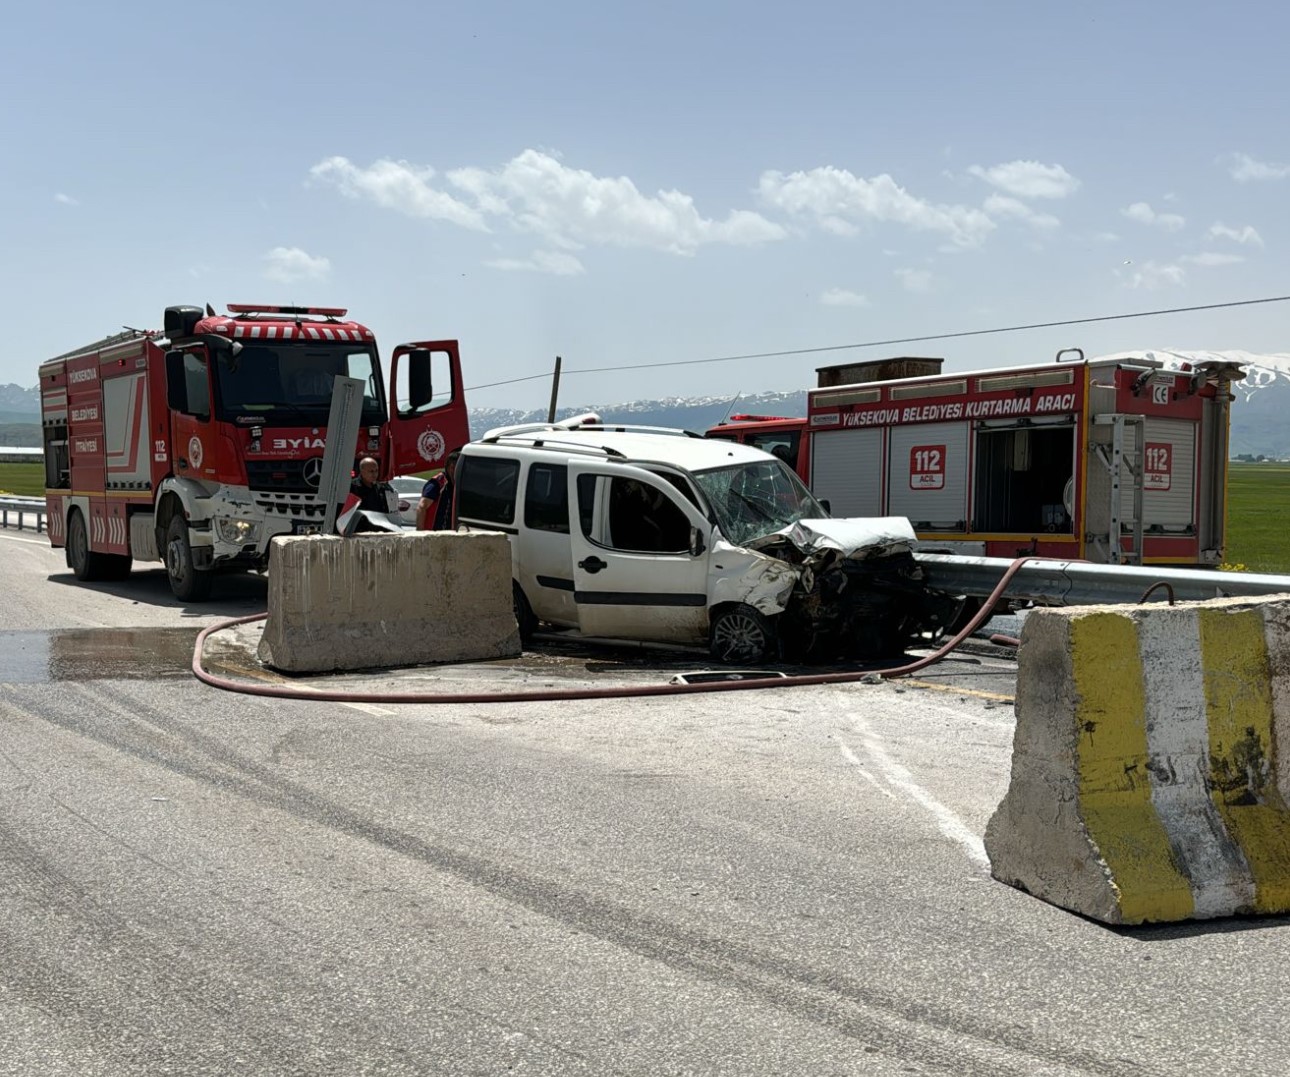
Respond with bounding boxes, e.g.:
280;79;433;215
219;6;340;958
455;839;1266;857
693;460;829;547
213;344;386;425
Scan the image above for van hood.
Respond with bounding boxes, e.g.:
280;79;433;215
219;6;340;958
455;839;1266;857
745;516;917;559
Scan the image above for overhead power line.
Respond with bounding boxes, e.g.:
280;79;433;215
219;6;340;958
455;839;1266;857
465;292;1290;394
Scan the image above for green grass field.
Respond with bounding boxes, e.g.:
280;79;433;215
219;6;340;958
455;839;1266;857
0;462;43;498
1224;463;1290;574
3;458;1288;573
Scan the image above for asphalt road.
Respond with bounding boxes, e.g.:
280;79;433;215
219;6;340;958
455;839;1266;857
3;525;1290;1076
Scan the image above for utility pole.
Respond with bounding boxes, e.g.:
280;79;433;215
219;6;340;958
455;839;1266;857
546;356;562;423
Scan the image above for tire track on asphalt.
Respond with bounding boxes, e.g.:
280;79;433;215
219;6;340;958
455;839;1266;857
0;685;626;1077
11;679;1167;1076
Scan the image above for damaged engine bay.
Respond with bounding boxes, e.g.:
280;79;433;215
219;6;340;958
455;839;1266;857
747;519;963;661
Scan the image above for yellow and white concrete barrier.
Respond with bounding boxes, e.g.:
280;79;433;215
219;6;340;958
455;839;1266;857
985;595;1290;924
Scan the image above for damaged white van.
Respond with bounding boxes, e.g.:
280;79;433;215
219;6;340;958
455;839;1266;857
455;419;959;664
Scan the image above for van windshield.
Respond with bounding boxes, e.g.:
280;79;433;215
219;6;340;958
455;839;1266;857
693;460;828;547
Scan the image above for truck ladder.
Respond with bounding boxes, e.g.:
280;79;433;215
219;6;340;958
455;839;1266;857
1091;414;1145;565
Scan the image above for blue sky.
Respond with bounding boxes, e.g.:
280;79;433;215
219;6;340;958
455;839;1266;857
3;0;1288;409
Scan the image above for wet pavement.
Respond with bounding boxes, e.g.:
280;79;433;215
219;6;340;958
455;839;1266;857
0;617;1021;699
0;627;202;684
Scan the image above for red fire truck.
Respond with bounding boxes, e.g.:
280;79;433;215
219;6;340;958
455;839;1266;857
39;303;469;600
708;350;1245;566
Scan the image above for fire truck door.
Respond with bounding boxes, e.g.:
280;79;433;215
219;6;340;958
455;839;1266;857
887;423;970;530
388;341;469;476
810;428;883;516
166;349;215;481
1124;417;1197;531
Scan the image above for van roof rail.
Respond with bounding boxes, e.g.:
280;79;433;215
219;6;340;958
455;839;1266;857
482;420;703;441
479;433;627;459
572;423;705;439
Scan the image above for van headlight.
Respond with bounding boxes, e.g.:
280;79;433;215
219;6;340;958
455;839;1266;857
216;518;259;544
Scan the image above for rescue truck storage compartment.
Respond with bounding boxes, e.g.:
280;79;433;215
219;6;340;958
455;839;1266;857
804;354;1242;566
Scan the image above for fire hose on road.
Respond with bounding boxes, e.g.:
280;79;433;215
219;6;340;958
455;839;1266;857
190;555;1050;704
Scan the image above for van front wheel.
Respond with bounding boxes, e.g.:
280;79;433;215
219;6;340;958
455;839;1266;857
710;604;775;665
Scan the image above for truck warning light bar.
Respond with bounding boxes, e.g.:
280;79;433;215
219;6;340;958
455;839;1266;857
224;304;349;318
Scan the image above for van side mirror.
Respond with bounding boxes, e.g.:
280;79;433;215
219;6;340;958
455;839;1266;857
165;350;188;413
689;526;706;557
407;348;434;410
818;498;831;516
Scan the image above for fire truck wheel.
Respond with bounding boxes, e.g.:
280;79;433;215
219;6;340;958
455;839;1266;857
165;516;213;602
710;604;775;665
513;583;537;646
66;510;100;581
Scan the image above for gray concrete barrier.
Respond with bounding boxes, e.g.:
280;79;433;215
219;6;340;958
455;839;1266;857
985;594;1290;925
258;531;520;673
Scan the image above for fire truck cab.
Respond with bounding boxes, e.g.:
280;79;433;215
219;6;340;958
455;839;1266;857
39;303;469;600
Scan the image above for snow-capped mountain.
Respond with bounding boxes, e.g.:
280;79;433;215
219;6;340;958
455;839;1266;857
3;352;1288;455
1093;350;1290;458
467;389;807;440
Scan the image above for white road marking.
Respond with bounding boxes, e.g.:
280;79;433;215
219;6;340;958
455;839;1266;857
837;741;896;798
844;712;990;871
0;532;52;546
342;702;397;717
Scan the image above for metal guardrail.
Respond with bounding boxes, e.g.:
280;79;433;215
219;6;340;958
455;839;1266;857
0;496;46;533
914;552;1290;606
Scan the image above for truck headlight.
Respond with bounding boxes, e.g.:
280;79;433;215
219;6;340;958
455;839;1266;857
216;518;259;544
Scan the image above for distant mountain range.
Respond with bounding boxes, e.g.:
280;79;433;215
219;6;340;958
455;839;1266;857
467;389;806;441
2;349;1287;455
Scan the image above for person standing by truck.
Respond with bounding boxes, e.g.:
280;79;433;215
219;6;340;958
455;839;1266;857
417;450;460;530
350;457;397;514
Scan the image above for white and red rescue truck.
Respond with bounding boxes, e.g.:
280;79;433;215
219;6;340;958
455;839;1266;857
708;351;1245;566
38;303;469;600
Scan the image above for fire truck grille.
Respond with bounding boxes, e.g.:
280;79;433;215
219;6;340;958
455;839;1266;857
253;492;328;518
246;460;316;493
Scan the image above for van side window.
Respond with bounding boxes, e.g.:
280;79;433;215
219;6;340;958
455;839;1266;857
577;474;597;538
457;456;520;525
606;478;690;553
649;470;701;508
524;463;569;533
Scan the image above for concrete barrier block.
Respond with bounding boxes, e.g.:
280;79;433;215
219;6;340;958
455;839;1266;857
257;531;520;673
986;595;1290;924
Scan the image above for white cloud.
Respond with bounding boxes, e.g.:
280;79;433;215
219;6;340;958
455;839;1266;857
53;193;78;206
450;150;785;255
310;156;487;230
1124;260;1186;290
968;160;1080;199
758;167;994;248
1227;152;1290;182
312;151;785;257
1121;202;1185;232
1208;221;1264;247
895;268;933;293
1183;252;1244;267
486;250;585;276
263;247;331;284
982;194;1060;230
820;288;870;307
